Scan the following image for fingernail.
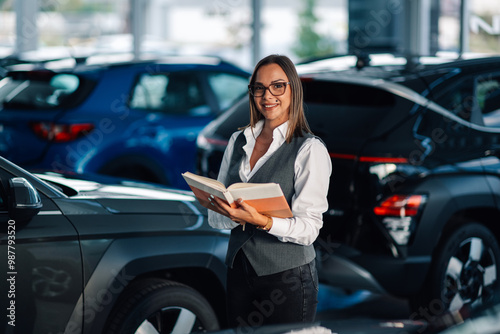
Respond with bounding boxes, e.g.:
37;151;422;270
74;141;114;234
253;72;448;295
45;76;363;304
211;202;215;206
210;195;214;198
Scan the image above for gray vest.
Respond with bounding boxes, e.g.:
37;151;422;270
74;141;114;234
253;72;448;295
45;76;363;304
225;131;316;276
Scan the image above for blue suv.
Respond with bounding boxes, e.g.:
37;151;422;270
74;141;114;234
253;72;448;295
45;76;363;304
0;56;250;189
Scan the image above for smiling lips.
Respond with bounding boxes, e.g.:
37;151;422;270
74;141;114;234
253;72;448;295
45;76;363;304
263;103;278;109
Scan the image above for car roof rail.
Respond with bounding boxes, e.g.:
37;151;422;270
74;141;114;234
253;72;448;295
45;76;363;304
354;52;371;70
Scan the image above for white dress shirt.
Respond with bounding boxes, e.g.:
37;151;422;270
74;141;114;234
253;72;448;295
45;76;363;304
208;120;332;246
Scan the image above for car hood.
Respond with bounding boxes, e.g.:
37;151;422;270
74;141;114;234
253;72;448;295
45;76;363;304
35;172;204;215
37;171;192;199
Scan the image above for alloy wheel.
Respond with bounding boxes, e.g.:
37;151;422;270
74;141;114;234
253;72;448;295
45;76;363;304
443;236;497;311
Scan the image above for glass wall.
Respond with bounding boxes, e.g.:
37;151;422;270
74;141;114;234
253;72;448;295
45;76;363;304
468;0;500;53
0;0;348;70
145;0;347;69
439;0;500;53
0;1;14;58
439;0;461;52
1;0;498;69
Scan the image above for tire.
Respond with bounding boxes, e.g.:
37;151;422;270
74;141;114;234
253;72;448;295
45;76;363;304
105;278;220;334
410;223;500;316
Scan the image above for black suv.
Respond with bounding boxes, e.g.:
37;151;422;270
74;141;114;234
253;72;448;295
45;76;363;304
197;54;500;318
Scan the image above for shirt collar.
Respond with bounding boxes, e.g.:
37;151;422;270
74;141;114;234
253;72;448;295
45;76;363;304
243;119;289;143
274;121;289;141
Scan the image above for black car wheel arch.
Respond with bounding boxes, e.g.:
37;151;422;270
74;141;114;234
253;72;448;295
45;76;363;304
410;223;500;318
77;236;228;334
104;278;220;334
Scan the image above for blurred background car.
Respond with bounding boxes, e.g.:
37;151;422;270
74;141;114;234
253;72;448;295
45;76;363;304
0;55;250;190
196;53;500;317
0;155;229;333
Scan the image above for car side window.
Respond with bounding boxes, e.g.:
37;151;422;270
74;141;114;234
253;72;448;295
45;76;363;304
0;73;82;110
436;78;478;123
436;74;500;127
477;75;500;128
207;73;249;111
129;72;209;116
129;74;169;110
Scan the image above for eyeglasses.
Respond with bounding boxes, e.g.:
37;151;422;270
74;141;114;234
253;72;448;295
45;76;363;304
248;82;291;97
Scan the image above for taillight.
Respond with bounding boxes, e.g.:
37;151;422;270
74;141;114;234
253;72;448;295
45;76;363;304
374;194;427;245
31;122;94;143
374;194;425;216
330;153;409;164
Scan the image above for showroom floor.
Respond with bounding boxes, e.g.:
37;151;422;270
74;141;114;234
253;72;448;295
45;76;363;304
316;284;411;321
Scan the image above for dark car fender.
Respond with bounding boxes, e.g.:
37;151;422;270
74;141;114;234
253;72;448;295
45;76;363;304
66;234;229;334
353;173;497;297
409;173;496;256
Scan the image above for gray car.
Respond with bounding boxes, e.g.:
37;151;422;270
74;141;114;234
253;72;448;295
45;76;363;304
0;156;229;334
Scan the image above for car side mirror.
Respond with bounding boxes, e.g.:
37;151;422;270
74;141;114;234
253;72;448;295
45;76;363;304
9;177;43;222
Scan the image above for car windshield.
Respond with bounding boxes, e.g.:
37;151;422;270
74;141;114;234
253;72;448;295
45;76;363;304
0;70;90;109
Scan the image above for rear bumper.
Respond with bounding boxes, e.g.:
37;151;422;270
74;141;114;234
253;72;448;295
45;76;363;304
318;253;387;293
317;248;432;297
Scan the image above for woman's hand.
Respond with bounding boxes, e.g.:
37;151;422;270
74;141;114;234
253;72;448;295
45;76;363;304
209;196;268;228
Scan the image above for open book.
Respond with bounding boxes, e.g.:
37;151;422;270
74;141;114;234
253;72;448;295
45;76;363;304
182;172;293;218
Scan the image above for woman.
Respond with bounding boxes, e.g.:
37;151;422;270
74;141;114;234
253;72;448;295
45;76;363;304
208;54;331;328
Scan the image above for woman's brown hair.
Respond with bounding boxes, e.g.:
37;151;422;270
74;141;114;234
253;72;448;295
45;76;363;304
246;54;312;143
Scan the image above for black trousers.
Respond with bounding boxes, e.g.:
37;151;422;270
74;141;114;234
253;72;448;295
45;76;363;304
226;250;319;330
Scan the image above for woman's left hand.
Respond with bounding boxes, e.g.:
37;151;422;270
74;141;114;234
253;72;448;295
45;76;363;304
211;196;268;228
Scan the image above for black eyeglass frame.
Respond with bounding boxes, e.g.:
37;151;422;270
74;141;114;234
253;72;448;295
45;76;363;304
248;82;291;97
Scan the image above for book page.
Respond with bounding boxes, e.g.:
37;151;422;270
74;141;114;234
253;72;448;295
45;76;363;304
182;172;226;191
228;183;283;199
182;172;235;207
227;182;277;190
